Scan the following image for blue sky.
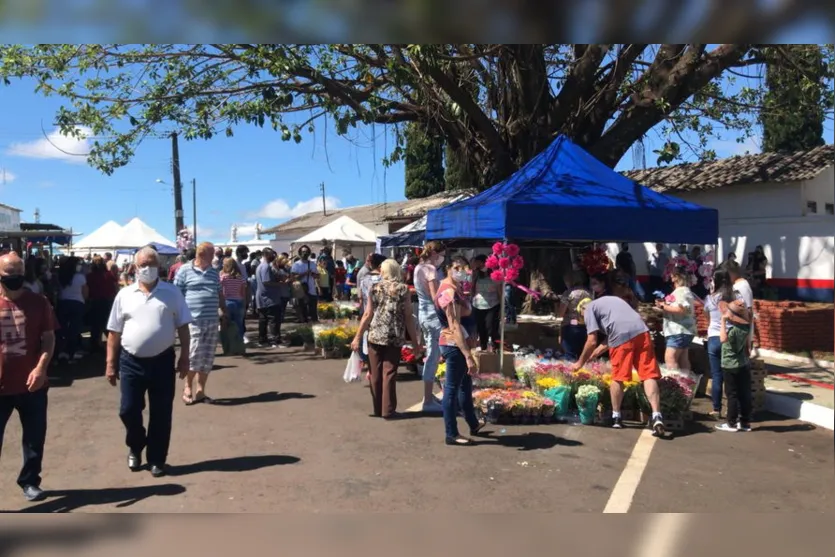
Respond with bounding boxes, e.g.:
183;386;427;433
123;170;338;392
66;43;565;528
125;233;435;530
1;66;832;246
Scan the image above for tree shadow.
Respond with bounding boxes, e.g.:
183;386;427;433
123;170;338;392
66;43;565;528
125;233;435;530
210;391;315;406
0;515;140;555
12;483;186;513
168;455;300;476
482;431;580;451
754;423;817;433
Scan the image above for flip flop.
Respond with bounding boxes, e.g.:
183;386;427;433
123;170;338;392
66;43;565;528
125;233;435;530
182;393;196;406
194;393;215;405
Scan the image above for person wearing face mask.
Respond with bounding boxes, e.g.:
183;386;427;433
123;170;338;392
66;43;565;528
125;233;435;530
56;256;89;364
0;252;58;502
412;242;446;412
434;255;485;445
290;245;320;323
106;247;192;478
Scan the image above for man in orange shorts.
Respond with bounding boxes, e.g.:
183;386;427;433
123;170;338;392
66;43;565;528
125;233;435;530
573;293;665;435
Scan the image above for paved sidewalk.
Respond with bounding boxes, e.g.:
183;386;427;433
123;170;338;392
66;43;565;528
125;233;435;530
763;358;834;410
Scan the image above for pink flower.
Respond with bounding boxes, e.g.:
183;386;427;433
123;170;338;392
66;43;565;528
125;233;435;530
505;268;520;282
492;242;504;255
511;256;524;269
498;257;511;269
485;255;500;269
505;243;520;257
490;270;505;282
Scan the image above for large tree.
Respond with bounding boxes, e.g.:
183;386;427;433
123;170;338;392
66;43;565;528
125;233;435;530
2;44;832;183
404;121;445;199
761;45;827;153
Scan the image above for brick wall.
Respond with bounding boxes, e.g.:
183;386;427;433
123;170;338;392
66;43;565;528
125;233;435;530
695;300;834;353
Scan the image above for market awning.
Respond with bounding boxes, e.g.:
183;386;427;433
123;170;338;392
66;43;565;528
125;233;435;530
426;135;718;244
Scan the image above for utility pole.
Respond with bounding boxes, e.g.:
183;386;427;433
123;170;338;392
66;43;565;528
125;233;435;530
320;181;327;216
171;132;185;237
192;178;197;244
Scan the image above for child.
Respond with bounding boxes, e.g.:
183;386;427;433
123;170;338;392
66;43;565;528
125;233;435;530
716;285;753;432
334;260;347;300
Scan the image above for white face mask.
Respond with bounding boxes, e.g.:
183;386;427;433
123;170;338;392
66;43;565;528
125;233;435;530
136;265;159;284
452;270;469;283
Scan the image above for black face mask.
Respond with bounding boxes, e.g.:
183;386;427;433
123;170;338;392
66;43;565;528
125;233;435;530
300;252;310;259
1;274;25;291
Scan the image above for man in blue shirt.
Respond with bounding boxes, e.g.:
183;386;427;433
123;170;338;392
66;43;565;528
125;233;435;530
255;249;285;347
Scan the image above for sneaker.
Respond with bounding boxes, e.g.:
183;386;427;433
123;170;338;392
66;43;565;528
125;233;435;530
715;423;737;432
243;337;251;345
737;423;752;432
652;417;666;437
612;417;624;429
22;485;46;502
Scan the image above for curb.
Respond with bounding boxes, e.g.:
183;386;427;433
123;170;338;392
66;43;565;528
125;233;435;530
765;391;834;431
757;348;834;370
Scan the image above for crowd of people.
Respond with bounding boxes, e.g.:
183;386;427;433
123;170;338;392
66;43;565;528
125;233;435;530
0;237;761;502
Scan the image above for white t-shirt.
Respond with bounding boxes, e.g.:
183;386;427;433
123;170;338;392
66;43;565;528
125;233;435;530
107;281;193;358
291;259;318;293
59;273;87;303
733;279;754;309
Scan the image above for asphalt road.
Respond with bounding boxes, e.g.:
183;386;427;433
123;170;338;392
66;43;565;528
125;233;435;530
1;344;832;514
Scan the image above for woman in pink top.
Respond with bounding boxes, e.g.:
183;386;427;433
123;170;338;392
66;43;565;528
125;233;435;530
435;255;485;446
220;258;248;340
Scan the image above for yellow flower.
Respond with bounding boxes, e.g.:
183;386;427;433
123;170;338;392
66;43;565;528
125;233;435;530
536;377;561;390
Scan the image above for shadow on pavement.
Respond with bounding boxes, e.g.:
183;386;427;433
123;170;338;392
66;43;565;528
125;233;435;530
482;432;580;451
210;391;315;406
168;455;300;476
0;515;140;554
12;484;186;513
755;423;817;433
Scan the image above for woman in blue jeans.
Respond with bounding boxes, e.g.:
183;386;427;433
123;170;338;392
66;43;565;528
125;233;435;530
220;258;247;340
435;255;485;446
703;269;734;418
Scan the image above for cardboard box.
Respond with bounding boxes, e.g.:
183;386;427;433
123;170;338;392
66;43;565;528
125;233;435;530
477;352;516;377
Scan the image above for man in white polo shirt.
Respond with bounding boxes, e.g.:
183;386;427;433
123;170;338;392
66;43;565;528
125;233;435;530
106;247;192;478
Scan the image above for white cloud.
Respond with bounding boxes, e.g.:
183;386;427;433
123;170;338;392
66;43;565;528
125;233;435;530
250;196;341;220
712;135;761;158
189;223;217;240
5;126;92;163
1;169;15;183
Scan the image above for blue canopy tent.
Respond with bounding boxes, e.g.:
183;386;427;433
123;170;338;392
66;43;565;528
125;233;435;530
115;242;180;256
426;135;718;244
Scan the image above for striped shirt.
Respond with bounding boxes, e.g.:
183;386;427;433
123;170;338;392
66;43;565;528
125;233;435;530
174;263;222;320
220;274;247;300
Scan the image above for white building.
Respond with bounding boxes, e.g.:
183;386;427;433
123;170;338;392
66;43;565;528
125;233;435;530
617;145;834;302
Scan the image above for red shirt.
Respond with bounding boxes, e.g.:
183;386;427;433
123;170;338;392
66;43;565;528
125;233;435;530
87;269;119;300
0;291;58;395
334;267;347;285
168;261;183;282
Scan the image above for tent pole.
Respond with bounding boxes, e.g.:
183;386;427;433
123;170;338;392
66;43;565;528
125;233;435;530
499;279;506;368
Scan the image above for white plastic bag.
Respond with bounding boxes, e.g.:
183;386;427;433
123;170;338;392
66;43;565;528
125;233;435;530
343;351;363;383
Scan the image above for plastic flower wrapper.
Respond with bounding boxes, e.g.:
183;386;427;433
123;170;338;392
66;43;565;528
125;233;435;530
544;385;572;417
575;384;601;424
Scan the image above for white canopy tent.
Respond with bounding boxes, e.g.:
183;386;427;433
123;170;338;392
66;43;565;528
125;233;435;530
112;218;175;249
72;220;124;251
292;215;378;261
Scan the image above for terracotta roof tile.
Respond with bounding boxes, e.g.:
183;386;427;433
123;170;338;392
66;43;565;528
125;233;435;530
623;144;834;192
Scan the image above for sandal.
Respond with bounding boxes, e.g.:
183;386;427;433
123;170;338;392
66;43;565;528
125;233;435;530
445;436;474;446
182;393;196;406
194;393;214;405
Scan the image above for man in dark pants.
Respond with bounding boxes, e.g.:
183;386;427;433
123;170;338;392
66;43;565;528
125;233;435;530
106;247;192;478
291;245;320;323
0;252;57;502
255;248;283;347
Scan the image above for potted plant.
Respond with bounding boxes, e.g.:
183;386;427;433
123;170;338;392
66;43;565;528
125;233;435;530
296;325;315;351
575;384;601;425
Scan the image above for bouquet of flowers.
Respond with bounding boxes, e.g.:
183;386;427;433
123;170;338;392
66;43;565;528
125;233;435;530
317;302;337;319
485;242;524;284
401;346;417;364
575;384;601;425
473;373;516;389
663;255;699;287
176;227;194;252
581;245;611;276
535;376;562;391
